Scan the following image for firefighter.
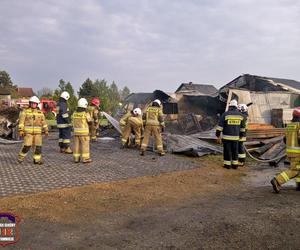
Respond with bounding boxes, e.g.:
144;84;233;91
72;98;92;163
140;99;165;156
119;110;133;132
237;104;249;166
121;108;143;148
271;107;300;193
216;99;246;169
56;91;72;154
88;98;100;142
18;96;48;164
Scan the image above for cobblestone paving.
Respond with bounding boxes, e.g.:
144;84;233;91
0;133;201;197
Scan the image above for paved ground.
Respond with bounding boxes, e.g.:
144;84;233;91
0;133;200;197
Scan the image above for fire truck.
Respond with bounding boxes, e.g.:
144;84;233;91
16;98;56;115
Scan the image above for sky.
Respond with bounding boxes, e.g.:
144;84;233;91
1;0;300;93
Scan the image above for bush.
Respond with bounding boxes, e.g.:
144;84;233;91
45;111;56;120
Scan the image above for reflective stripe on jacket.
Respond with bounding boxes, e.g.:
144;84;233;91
145;106;164;126
286;122;300;156
18;108;48;135
72;111;92;136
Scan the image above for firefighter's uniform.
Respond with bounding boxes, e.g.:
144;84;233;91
238;112;248;166
119;111;132;132
56;98;72;153
216;105;246;169
18;108;48;164
121;115;143;147
88;105;99;141
72;108;92;163
272;122;300;191
140;105;165;155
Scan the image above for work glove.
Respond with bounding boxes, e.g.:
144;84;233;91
44;131;49;138
19;131;24;137
216;137;222;144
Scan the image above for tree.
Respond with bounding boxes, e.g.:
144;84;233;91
37;87;53;98
120;86;130;101
78;78;94;98
93;79;109;111
108;81;121;114
0;70;18;97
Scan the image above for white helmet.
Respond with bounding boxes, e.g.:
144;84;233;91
29;96;40;104
133;108;142;116
153;99;161;106
60;91;70;100
78;98;88;108
238;104;248;113
229;99;238;108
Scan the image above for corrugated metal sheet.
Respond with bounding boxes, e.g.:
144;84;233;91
227;89;298;124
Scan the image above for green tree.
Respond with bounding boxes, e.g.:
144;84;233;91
120;86;130;101
93;79;109;111
0;70;18;97
108;81;121;114
78;78;94;98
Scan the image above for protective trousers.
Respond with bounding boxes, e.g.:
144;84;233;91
275;157;300;186
141;125;163;153
121;121;142;146
73;135;90;162
58;127;71;149
223;139;239;168
89;123;98;141
18;134;42;163
238;141;246;165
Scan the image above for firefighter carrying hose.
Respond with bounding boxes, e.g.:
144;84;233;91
140;99;165;156
88;98;100;142
216;99;246;169
18;96;48;165
56;91;72;154
271;107;300;193
72;98;92;163
121;108;143;148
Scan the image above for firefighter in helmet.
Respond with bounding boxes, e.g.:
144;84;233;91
140;99;165;156
72;98;92;163
18;96;48;164
271;107;300;193
237;103;249;166
88;98;100;142
56;91;72;153
216;99;246;169
121;108;143;148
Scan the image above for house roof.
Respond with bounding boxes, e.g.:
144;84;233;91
0;87;11;95
17;87;34;97
125;90;175;105
220;74;300;93
175;82;218;95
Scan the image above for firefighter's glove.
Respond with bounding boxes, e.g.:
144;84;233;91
19;131;24;137
44;131;49;138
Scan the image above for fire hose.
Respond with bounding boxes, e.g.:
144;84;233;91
243;145;286;163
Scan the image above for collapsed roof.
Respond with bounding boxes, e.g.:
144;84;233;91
175;82;218;95
219;74;300;94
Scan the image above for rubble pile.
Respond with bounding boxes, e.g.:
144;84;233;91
0;107;21;138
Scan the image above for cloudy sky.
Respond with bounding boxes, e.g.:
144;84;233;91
1;0;300;93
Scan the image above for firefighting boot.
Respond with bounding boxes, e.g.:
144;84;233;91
159;151;165;156
223;165;231;169
271;178;280;193
296;182;300;191
64;147;73;154
60;148;65;153
33;160;43;165
83;159;92;164
140;150;145;156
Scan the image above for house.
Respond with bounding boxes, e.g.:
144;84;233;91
16;87;34;98
218;74;300;125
